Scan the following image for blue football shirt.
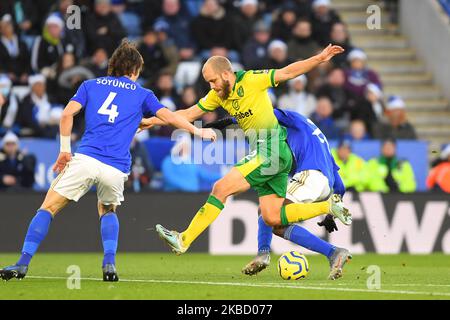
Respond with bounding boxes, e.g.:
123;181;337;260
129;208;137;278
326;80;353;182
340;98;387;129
70;76;164;174
273;109;342;193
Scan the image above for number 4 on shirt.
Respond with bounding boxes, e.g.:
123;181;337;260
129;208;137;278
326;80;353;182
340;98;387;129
98;92;119;123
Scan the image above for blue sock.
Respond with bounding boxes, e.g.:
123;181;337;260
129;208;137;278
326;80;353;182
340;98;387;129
284;225;336;258
17;209;53;266
257;215;272;254
100;212;119;267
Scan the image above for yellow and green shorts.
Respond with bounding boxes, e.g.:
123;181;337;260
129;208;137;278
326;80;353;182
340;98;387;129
235;131;293;198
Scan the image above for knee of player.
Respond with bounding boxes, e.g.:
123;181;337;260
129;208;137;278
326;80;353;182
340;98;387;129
211;180;229;201
39;205;57;217
99;204;117;216
261;213;281;227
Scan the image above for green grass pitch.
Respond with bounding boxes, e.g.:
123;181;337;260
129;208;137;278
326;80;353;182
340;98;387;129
0;253;449;300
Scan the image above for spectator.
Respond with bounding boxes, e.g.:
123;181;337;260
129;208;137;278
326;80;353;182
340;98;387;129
310;0;341;46
152;71;181;136
331;140;367;192
180;86;198;109
310;96;341;140
31;15;76;74
267;39;290;96
138;28;169;85
364;83;385;120
84;0;127;56
16;74;63;138
366;138;416;193
316;67;356;121
0;0;39;36
191;0;240;57
344;48;382;98
155;0;195;61
233;0;262;48
427;144;450;193
373;95;417;140
287;19;320;62
126;138;154;192
351;83;383;135
50;0;87;59
161;134;222;192
0;14;31;85
342;119;370;141
305;52;334;93
329;22;353;68
0;74;19;136
153;72;180;112
153;20;179;75
241;20;271;70
278;74;316;117
271;4;297;42
55;52;94;104
0;131;36;190
82;47;109;78
267;39;289;70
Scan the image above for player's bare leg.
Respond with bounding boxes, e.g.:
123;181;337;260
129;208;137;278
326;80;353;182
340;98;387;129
156;167;250;254
0;190;69;281
41;189;71;216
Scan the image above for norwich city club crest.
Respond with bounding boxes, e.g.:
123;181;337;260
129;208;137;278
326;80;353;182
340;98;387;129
237;86;244;97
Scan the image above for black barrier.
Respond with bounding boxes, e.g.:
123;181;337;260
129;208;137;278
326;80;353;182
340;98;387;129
0;192;212;253
0;192;449;253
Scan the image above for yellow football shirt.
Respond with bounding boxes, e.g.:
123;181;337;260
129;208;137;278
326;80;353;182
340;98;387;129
197;70;280;144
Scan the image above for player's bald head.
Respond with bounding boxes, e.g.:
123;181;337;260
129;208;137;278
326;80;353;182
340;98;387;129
203;56;233;75
202;56;234;99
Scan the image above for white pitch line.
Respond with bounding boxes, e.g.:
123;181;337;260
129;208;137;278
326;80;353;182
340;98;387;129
25;276;450;298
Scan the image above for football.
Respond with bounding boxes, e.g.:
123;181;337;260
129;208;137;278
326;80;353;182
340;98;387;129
277;251;309;280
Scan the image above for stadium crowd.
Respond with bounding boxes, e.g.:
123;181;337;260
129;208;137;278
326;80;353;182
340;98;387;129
0;0;447;194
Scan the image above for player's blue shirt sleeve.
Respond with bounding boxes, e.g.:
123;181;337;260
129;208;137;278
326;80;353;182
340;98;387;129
70;81;88;107
142;90;165;118
273;109;295;128
333;170;346;196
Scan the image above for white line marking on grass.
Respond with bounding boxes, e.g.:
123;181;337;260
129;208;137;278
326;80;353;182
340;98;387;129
25;276;450;298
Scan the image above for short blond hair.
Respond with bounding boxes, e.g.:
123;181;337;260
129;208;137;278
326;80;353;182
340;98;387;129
203;56;233;74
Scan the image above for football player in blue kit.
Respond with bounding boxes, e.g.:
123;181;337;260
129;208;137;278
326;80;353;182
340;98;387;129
205;108;352;280
0;40;216;282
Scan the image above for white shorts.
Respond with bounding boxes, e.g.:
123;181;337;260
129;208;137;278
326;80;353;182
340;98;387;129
52;153;128;206
286;170;331;204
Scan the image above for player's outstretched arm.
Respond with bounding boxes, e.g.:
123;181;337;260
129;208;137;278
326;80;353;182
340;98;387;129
273;44;344;84
155;107;216;141
53;101;82;173
140;105;206;130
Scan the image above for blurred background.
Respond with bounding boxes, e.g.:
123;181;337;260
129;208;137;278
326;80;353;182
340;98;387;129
0;0;449;255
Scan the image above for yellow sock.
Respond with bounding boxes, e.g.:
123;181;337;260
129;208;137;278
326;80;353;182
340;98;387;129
181;195;224;247
280;201;330;225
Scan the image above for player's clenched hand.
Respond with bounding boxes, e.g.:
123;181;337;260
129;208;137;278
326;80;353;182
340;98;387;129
139;118;154;131
195;128;217;141
318;44;345;62
52;152;72;174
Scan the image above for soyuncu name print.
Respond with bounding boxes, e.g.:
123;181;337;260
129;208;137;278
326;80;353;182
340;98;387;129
233;109;253;120
96;78;137;90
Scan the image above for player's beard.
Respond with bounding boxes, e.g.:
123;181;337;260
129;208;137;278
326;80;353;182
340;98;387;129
216;79;231;99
